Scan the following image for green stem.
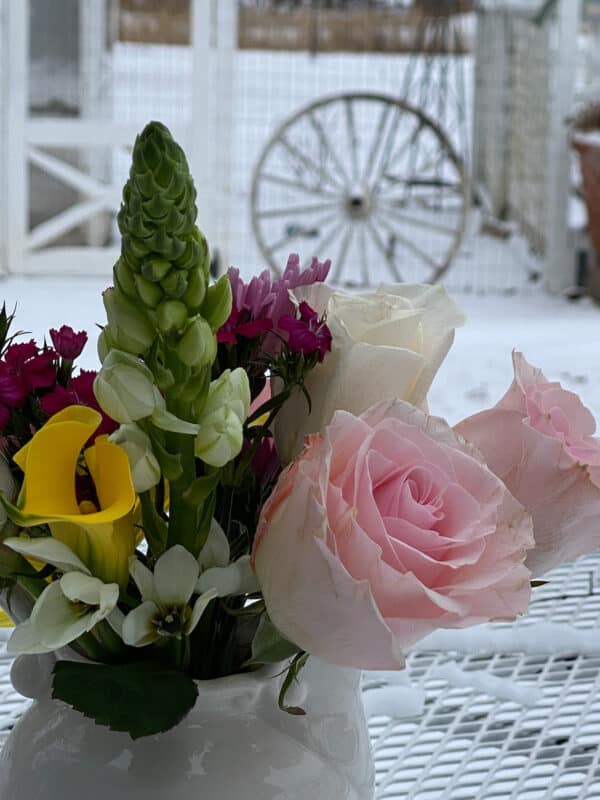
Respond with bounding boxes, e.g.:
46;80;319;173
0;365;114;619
166;432;199;553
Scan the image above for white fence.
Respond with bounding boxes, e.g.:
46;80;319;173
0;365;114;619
0;0;237;276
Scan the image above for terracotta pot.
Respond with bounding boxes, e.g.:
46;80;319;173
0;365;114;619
572;134;600;255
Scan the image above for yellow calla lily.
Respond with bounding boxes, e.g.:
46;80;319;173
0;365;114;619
0;610;14;627
12;406;136;588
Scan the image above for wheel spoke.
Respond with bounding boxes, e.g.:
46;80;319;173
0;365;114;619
308;110;351;190
279;135;346;193
302;219;347;270
329;225;354;285
365;219;403;283
361;101;393;190
378;120;425;190
376;204;458;237
369;103;408;194
265;210;341;254
358;223;370;287
373;210;440;274
345;98;360;184
260;171;339;199
257;201;339;219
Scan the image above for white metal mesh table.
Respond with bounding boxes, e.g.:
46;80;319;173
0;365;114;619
0;554;598;799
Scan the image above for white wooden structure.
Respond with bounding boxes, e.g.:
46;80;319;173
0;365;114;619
0;0;237;277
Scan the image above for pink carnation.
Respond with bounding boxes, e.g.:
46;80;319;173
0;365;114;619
456;352;600;576
253;400;533;670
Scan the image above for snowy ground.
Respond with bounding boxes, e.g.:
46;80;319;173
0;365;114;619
2;273;600;425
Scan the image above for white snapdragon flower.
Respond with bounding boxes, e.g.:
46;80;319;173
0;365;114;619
4;537;119;655
122;545;217;647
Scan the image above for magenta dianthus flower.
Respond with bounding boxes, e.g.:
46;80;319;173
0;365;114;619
279;302;332;363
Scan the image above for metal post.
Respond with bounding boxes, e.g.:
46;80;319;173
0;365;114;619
544;0;582;293
2;0;28;274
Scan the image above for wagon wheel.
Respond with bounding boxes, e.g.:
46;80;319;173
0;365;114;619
251;92;469;286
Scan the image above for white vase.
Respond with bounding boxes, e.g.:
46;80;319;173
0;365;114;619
0;654;375;800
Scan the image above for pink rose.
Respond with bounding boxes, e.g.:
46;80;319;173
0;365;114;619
253;400;533;670
456;352;600;577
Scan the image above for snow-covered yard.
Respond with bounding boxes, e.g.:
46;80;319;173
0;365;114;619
2;272;600;424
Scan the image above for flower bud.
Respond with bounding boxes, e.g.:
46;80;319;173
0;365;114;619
113;256;138;299
109;424;161;493
97;327;116;364
134;273;163;308
93;350;157;424
157;299;188;334
182;267;207;313
201;274;232;332
195;406;243;468
202;368;250;423
161;269;188;299
141;258;171;283
176;317;216;368
103;288;155;355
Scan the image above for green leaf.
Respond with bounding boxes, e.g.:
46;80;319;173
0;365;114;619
146;427;183;481
52;660;198;739
247;613;301;666
151;407;199;435
139;492;168;557
182;469;221;505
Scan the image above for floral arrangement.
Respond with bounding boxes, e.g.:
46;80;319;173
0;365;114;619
1;122;599;739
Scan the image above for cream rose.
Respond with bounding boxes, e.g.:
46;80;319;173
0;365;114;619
274;284;465;463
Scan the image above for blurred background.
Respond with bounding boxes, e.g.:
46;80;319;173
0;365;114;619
2;0;600;294
2;4;600;798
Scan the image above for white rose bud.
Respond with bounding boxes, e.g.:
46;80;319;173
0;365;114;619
93;350;157;424
109;424;161;493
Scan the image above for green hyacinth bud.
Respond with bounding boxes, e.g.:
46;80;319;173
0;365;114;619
201;274;232;332
93;350;157;424
182;267;207;313
118;122;210;316
103;288;155;355
176;316;216;368
157;300;188;334
134;274;163;308
161;269;189;299
97;326;117;364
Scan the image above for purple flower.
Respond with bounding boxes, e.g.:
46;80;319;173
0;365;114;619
49;325;88;361
221;254;331;348
217;306;273;345
279;302;332;363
